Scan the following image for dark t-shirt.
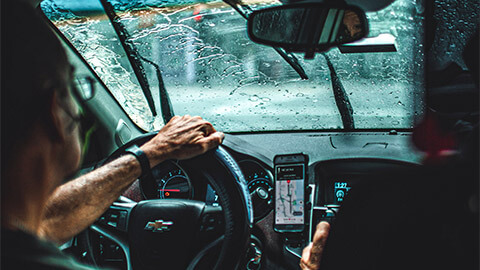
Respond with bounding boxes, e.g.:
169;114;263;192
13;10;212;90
1;228;97;270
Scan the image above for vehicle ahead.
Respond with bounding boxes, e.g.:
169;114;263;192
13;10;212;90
34;0;478;269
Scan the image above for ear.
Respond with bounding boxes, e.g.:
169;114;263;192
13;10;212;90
46;91;67;144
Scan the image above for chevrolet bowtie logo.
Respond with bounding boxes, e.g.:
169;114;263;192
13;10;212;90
144;220;174;233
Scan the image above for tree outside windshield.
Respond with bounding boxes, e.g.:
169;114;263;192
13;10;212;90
42;0;424;132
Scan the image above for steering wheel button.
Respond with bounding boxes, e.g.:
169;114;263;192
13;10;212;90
118;214;127;231
107;221;118;228
98;216;107;224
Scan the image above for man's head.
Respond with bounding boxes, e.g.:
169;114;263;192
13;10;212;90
2;1;82;183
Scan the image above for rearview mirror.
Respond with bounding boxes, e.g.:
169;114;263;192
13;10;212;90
247;3;369;58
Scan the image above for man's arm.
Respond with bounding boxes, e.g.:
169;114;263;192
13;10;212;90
39;115;224;244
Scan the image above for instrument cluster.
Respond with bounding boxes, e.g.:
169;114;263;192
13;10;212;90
149;161;193;200
138;157;275;222
239;160;274;222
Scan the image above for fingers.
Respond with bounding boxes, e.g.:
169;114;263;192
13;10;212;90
300;221;330;270
170;115;181;121
312;221;330;246
150;115;224;162
299;260;311;270
300;244;316;270
301;243;313;263
187;116;217;136
197;131;225;151
169;115;215;132
182;116;217;138
310;221;330;258
199;121;216;136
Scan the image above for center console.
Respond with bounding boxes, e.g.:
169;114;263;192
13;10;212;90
279;158;417;265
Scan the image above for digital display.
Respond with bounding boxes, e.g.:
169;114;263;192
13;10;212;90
277;165;304;180
275;164;305;225
205;184;219;206
334;181;351;204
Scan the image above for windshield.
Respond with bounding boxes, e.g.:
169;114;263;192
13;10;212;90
42;0;424;132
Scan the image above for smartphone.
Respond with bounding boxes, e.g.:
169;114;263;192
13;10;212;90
274;153;308;233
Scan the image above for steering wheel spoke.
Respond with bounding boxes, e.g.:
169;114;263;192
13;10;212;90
89;200;137;270
197;205;224;244
95;200;136;233
199;205;224;234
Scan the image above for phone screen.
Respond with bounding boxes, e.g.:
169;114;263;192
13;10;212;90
274;164;305;227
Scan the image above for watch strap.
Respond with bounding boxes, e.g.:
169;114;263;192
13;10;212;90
125;144;150;178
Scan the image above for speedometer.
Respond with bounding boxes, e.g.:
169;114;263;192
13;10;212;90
157;169;191;199
150;162;193;200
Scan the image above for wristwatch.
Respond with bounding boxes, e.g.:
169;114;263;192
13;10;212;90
125;144;150;178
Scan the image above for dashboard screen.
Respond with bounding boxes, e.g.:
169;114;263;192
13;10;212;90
275;164;305;225
324;178;357;205
334;182;352;204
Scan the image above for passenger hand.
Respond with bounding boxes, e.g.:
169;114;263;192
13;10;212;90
300;221;330;270
141;115;225;167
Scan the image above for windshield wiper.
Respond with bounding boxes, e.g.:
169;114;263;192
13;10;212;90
321;53;355;130
140;57;175;123
225;1;352;129
224;0;308;80
99;0;158;116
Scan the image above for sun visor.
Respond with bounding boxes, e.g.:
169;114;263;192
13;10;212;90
280;0;396;11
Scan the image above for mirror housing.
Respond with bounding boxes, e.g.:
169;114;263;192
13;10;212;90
338;33;397;53
247;3;369;58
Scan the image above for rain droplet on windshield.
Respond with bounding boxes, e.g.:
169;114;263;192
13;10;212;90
249;95;259;102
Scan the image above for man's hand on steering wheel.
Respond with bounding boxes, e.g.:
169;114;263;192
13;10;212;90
141;115;225;167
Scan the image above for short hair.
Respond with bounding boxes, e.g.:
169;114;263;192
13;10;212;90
1;1;70;169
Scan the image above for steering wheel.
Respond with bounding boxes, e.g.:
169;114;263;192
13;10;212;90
89;133;253;270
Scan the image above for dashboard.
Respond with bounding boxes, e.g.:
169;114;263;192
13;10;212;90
124;157;275;222
113;131;422;270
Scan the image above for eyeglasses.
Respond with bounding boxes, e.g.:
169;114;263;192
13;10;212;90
63;75;97;156
72;76;96;102
60;102;96;156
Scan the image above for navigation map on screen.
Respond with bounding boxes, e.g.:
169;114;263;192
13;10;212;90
275;164;304;225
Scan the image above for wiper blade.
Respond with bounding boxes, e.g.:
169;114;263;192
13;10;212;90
99;0;157;116
321;53;355;130
223;0;308;80
140;57;175;123
273;47;308;80
224;0;249;20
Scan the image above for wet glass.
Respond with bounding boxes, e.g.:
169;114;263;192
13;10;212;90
42;0;424;132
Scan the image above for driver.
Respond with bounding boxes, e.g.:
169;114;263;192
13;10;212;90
2;2;224;269
2;2;325;269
